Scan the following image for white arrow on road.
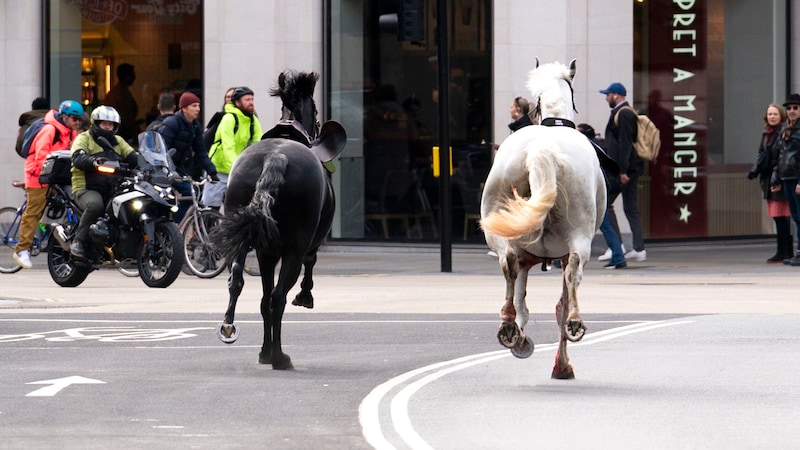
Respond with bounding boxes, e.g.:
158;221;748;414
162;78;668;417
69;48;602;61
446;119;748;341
25;376;106;397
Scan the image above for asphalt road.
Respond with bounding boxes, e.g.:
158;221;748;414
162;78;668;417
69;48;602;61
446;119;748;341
1;239;799;449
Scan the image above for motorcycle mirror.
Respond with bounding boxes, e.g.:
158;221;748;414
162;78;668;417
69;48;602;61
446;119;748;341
96;136;115;151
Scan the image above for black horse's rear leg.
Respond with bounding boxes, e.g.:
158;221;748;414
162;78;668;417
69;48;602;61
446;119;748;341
216;252;246;343
262;253;303;369
291;251;318;309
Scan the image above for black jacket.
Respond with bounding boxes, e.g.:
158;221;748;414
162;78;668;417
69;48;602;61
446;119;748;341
508;114;532;132
776;121;800;181
604;102;641;176
159;111;217;178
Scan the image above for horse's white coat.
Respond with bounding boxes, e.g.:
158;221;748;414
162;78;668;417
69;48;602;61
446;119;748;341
480;60;606;378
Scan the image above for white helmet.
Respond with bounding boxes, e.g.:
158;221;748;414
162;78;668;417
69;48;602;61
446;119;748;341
90;105;121;141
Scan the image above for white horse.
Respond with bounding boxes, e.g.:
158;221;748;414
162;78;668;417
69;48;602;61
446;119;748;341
480;59;606;379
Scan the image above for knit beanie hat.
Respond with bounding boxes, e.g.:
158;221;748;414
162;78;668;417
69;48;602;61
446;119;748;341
179;92;201;109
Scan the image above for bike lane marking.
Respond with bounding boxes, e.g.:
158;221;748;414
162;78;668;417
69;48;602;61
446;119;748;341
360;319;694;450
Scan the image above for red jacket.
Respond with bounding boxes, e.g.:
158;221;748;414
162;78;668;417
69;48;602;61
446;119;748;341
24;110;77;188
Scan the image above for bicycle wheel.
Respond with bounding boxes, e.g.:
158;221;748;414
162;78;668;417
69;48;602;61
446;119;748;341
183;209;226;278
244;249;260;276
0;207;23;273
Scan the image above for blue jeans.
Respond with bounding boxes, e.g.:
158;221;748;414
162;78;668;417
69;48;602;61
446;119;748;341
172;180;194;224
783;179;800;252
600;210;625;265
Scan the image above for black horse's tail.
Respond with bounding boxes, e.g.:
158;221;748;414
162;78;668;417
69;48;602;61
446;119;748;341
211;152;289;262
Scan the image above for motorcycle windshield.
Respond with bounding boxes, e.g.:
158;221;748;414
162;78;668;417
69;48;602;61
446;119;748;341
137;131;176;186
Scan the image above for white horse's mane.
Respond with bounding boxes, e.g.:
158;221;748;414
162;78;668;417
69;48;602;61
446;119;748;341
525;61;574;121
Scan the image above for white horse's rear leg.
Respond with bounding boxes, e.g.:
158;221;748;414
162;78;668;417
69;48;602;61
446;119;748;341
552;251;586;379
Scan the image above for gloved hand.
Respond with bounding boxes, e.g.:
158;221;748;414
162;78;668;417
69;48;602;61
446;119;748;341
208;172;220;183
92;156;107;168
746;170;758;180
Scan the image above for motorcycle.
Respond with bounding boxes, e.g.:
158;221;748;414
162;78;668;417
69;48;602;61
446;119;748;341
46;131;185;288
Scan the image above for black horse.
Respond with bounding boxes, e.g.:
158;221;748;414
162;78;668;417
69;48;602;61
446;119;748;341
210;71;346;369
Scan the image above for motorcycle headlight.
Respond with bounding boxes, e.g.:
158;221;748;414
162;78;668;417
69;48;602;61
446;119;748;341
132;199;144;210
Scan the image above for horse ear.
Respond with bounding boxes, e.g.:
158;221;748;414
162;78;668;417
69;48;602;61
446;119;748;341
568;59;577;81
534;57;540;69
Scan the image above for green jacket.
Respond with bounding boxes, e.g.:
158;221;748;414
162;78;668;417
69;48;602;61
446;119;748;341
70;131;136;193
209;103;263;174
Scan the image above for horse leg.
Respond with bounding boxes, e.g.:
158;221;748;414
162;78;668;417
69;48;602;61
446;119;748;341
216;251;248;344
497;251;522;348
256;251;278;365
262;253;303;370
562;250;587;341
291;250;318;309
552;251;585;379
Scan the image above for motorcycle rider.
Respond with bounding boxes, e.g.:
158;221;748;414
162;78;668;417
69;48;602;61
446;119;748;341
70;105;138;258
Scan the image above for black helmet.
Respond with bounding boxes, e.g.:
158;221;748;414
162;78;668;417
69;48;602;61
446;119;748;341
230;86;254;103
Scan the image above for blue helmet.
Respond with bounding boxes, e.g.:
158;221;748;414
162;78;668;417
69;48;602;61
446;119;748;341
58;100;84;118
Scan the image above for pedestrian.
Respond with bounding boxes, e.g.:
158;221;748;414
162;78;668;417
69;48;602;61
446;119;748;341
145;92;176;131
204;86;263;208
747;103;792;263
508;96;533;132
772;93;800;266
598;82;646;262
12;100;84;269
104;63;139;143
69;106;139;259
158;92;219;222
578;123;626;269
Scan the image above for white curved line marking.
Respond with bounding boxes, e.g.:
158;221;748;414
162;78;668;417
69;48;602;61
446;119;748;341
360;320;693;449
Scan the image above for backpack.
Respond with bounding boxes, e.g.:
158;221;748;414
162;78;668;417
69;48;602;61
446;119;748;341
614;106;661;162
18;118;60;159
203;111;238;152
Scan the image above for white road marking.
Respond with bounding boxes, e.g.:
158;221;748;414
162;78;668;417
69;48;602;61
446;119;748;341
26;375;106;397
360;319;693;450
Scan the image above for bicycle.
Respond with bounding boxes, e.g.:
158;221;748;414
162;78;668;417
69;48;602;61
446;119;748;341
178;178;227;278
0;181;77;273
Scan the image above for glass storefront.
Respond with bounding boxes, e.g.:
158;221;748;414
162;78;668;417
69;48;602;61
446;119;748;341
327;0;493;241
46;0;203;142
634;0;788;238
41;0;790;243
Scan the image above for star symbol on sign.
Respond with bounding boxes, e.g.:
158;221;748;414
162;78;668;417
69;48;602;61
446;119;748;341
678;204;692;223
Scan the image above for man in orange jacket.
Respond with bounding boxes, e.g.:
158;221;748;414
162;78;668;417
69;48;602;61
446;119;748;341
13;100;84;269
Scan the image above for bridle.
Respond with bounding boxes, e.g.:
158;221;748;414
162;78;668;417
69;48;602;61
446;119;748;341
281;102;321;141
531;77;579;126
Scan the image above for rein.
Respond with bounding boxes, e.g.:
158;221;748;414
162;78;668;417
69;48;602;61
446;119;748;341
531;77;579;125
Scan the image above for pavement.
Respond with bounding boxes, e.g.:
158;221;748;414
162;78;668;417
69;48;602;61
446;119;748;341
2;237;797;316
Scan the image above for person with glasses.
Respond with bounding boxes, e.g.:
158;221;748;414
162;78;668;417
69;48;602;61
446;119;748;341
773;94;800;266
12;100;85;269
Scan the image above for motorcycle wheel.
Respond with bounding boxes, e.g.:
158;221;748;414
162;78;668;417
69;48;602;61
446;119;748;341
47;233;91;287
138;220;184;288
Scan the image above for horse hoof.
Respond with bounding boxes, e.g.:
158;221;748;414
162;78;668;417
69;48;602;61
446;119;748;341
565;321;586;342
497;322;520;348
216;323;239;344
551;364;575;380
291;291;314;309
510;335;534;359
272;354;294;370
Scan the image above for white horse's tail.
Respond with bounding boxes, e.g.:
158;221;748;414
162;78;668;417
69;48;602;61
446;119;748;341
481;145;560;240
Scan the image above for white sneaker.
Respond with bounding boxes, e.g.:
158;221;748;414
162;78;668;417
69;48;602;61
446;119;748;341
13;250;33;269
597;245;625;261
487;250;498;258
625;249;647;262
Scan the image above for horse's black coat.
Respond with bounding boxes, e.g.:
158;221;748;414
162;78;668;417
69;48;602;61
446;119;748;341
210;71;342;369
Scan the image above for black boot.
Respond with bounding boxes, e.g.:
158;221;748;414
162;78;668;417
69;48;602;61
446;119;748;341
767;235;784;263
783;235;794;260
